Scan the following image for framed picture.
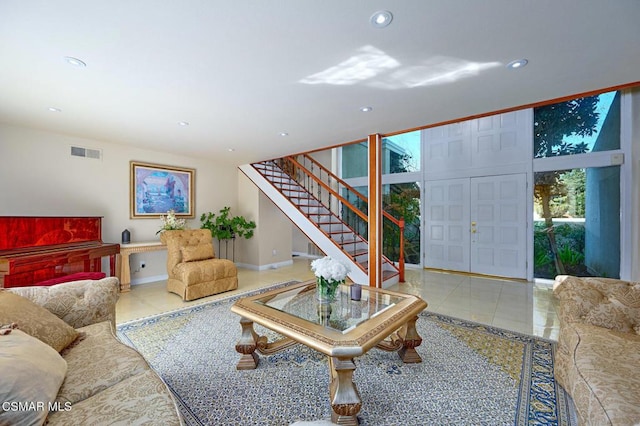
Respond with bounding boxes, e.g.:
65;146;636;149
130;161;195;218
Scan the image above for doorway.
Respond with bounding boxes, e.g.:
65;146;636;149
424;173;527;279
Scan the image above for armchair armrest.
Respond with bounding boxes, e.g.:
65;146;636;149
7;277;120;329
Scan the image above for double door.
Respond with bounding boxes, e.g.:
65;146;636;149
424;174;527;279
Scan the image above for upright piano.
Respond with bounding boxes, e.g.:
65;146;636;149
0;216;120;288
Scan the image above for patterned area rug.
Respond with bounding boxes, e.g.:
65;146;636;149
117;282;575;426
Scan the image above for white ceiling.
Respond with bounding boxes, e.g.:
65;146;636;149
1;1;639;165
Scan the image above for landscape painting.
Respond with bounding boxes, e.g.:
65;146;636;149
130;161;195;218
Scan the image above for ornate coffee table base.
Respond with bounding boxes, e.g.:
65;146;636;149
234;315;425;424
375;316;424;364
329;357;361;425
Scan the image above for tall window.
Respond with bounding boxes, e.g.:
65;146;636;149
533;92;621;279
383;182;421;264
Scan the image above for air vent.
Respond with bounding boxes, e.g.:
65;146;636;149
70;146;102;160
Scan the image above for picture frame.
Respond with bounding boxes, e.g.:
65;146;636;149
130;161;195;218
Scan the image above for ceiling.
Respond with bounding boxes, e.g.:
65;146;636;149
1;1;639;165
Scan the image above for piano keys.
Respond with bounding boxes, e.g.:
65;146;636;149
0;216;120;288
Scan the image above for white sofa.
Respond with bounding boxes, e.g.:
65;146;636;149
0;277;183;425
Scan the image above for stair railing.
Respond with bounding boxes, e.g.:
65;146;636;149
281;154;405;282
277;156;368;261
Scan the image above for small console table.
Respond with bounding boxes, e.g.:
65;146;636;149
116;241;166;292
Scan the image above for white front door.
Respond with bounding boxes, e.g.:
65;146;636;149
424;178;470;272
424;174;527;279
470;174;527;279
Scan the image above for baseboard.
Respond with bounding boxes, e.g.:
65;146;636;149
235;259;294;271
130;274;168;286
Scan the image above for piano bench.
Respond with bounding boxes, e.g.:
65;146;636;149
33;272;107;287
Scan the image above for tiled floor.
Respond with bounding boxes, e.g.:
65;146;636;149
116;257;560;340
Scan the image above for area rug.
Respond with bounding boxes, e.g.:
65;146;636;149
117;282;575;426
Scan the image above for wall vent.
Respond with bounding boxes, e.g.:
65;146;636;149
70;146;102;160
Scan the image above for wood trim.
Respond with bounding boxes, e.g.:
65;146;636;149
368;134;382;288
384;81;640;138
296;81;640;154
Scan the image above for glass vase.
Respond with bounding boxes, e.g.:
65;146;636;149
316;277;341;303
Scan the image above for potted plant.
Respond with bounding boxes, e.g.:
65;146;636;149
200;207;256;260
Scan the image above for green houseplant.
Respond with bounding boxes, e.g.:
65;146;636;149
200;207;256;260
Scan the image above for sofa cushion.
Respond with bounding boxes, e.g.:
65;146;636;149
610;285;640;308
181;243;215;262
609;286;640;334
0;291;79;352
56;321;149;405
0;329;68;426
7;277;120;329
46;369;183;426
583;301;635;333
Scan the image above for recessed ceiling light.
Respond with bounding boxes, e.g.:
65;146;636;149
178;121;189;126
227;148;235;152
506;59;528;69
64;56;86;67
279;132;289;137
370;10;393;28
360;106;373;112
48;107;61;112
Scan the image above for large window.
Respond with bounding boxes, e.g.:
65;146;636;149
533;91;622;279
340;131;421;178
383;182;421;265
337;89;626;279
533;167;620;279
534;91;620;158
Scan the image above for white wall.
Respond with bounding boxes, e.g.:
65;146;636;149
236;171;293;269
0;123;238;283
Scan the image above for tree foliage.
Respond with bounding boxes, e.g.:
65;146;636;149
534;96;600;158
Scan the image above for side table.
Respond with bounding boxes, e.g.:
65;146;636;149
116;241;166;292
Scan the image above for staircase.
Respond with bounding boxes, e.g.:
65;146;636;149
239;156;403;288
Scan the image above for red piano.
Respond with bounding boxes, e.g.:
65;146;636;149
0;216;120;288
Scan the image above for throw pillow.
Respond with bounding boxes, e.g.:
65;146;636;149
181;243;215;262
583;301;634;333
0;291;79;352
609;288;640;333
0;329;68;426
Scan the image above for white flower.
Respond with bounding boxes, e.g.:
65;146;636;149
311;256;350;282
158;209;186;234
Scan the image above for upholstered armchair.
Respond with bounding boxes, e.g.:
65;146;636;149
160;229;238;301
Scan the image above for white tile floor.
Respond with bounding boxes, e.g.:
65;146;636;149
116;257;560;340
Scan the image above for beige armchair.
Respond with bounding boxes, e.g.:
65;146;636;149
160;229;238;301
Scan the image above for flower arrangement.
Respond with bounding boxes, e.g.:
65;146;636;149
157;209;187;234
311;256;350;302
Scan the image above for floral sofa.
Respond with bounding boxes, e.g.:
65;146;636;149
553;275;640;425
0;277;183;425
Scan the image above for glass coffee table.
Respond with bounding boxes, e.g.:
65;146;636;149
231;280;428;425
